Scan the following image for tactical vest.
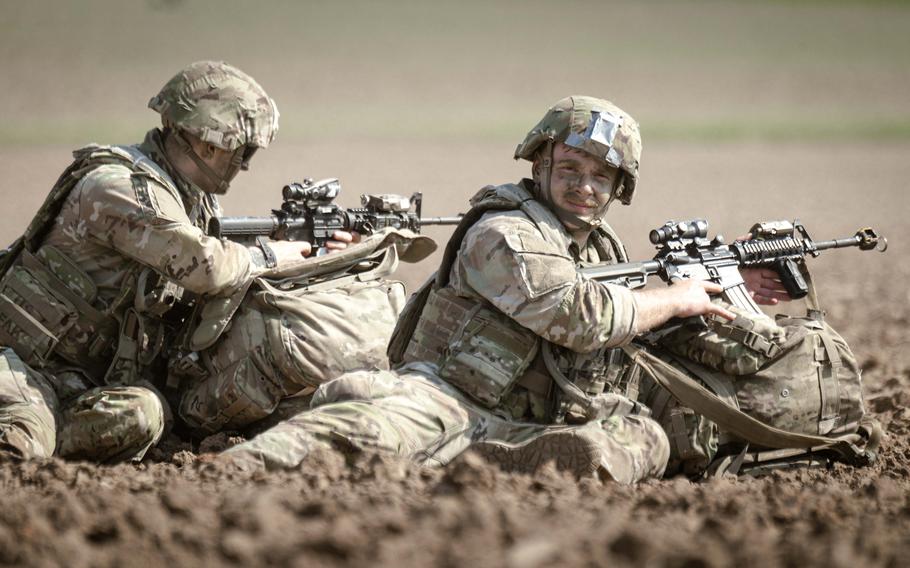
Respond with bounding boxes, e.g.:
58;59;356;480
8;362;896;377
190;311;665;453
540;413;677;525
0;144;192;385
388;181;642;423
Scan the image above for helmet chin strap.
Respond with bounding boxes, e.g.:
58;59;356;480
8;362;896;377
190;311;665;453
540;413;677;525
536;140;616;233
171;129;235;195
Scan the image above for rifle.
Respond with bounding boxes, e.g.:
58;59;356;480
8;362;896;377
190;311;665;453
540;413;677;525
209;178;463;247
579;219;887;315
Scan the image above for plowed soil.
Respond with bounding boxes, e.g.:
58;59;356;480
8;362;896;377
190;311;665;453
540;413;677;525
1;142;908;568
2;1;909;564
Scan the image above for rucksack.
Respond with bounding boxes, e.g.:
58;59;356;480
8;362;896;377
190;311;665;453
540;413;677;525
631;300;880;477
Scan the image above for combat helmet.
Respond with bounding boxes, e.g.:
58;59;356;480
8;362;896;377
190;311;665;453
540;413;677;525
148;60;280;193
515;96;641;228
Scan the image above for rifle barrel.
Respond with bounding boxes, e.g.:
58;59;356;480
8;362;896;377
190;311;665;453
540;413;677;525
812;236;866;251
421;216;463;226
811;228;886;253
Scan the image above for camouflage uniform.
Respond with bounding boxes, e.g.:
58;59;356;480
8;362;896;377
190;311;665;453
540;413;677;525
224;97;670;483
0;347;164;462
0;129;218;462
0;61;412;461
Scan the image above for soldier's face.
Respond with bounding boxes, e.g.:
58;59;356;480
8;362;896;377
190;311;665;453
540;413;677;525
193;143;247;194
547;143;620;224
204;146;244;182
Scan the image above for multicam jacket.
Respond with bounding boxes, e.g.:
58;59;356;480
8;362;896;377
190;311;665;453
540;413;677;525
0;128;260;384
397;180;642;423
44;129;255;301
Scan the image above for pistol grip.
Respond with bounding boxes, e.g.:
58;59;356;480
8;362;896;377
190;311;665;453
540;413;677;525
775;259;808;299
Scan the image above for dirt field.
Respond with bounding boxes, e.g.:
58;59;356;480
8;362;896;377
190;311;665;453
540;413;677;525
2;1;909;567
3;141;908;568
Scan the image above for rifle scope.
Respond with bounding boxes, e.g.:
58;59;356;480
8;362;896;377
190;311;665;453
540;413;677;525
283;178;341;202
649;219;709;245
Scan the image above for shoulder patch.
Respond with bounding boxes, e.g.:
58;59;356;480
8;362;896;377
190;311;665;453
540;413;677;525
131;173;156;218
126;172;187;224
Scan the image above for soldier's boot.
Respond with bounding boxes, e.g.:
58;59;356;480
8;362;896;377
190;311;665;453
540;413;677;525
470;430;603;479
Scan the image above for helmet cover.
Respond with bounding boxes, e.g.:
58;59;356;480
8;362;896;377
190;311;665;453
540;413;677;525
514;95;641;205
148;60;279;151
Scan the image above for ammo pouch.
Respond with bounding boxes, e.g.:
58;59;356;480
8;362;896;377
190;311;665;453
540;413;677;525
543;343;647;423
657;308;789;376
0;246;117;378
402;286;539;409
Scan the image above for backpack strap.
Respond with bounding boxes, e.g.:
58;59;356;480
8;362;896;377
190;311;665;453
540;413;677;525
816;330;842;433
113;144;175;189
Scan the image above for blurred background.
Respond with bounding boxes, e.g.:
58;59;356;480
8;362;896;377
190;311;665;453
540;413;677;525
1;0;907;292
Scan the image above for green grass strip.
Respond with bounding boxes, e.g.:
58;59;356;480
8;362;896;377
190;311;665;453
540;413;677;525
3;116;910;147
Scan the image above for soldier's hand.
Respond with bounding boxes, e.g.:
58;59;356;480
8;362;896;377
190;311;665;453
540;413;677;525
262;232;363;277
268;240;313;263
741;268;791;305
322;230;361;252
633;280;735;334
669;280;736;320
734;232;792;306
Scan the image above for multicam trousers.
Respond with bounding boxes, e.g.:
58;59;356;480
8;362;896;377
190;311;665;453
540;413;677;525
223;364;670;484
0;348;165;462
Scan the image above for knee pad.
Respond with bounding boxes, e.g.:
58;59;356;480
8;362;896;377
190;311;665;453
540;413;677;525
58;386;165;463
